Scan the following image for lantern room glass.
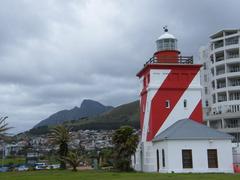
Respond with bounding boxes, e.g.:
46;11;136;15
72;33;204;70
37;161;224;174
156;38;177;51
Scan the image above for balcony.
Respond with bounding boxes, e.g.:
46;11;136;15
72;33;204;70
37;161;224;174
215;51;225;63
216;79;226;89
144;56;193;66
216;65;225;75
227;63;240;73
209;120;222;129
218;92;227;102
226;49;239;59
226;104;240;113
224;119;240;129
229;91;240;101
215;56;224;62
225;37;239;46
228;78;240;87
214;41;224;49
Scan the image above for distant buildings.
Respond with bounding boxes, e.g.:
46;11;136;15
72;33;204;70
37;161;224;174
200;29;240;143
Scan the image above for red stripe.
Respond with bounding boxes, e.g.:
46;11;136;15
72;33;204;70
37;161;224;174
189;100;203;123
147;67;200;141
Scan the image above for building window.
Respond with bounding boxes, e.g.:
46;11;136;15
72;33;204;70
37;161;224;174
205;100;209;107
207;149;218;168
203;62;207;70
204;87;208;94
212;94;216;104
162;149;165;167
182;149;193;168
165;100;170;108
184;99;187;108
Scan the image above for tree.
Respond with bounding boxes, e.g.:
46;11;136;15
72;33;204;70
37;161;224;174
99;147;114;167
50;125;71;169
0;116;11;140
112;126;139;171
62;151;82;171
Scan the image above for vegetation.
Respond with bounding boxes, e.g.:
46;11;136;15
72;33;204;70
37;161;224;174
0;157;25;165
62;151;82;171
50;125;72;169
28;126;50;135
0;116;11;138
0;170;240;180
99;148;114;167
112;126;139;171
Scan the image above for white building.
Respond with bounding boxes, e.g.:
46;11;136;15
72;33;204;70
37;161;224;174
133;119;234;173
200;29;240;143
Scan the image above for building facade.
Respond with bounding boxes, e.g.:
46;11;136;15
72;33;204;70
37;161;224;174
200;29;240;143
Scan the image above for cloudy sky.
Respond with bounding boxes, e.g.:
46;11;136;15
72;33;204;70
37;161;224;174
0;0;239;133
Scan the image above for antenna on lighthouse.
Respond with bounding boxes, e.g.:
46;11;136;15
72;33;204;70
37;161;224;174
163;26;168;32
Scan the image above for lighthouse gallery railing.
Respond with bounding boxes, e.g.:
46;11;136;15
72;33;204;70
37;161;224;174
144;56;193;66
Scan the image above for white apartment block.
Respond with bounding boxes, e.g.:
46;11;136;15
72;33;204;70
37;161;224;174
200;29;240;143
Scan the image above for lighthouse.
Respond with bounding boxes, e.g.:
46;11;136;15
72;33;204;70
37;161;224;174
133;28;234;173
133;28;206;172
137;27;203;143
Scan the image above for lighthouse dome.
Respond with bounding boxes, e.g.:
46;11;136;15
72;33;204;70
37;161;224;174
157;32;176;40
156;31;178;51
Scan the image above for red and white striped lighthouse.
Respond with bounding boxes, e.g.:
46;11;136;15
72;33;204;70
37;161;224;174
137;27;203;142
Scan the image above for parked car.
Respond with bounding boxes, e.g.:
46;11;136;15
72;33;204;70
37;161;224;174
48;164;60;169
34;163;47;170
0;167;9;172
16;165;29;172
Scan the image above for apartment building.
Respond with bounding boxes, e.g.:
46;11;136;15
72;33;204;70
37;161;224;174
200;29;240;143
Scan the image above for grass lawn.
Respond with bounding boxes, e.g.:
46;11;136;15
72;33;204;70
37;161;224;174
0;170;239;180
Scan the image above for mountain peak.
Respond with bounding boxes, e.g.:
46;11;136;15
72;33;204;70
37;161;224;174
81;99;103;107
34;99;113;128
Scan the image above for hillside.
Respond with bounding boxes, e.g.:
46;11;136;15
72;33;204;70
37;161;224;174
34;99;113;128
68;100;140;131
28;100;140;135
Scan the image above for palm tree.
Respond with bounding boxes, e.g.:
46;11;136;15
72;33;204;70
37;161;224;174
62;151;82;171
0;116;11;139
50;125;72;169
112;126;139;171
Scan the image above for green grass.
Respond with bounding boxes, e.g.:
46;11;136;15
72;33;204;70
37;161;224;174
0;170;239;180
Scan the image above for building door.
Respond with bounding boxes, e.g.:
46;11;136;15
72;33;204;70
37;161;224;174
156;149;160;172
140;149;143;171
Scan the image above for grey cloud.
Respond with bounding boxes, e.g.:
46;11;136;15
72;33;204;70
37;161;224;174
0;0;238;133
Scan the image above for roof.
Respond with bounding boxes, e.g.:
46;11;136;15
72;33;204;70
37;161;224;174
210;29;240;39
153;119;233;142
157;32;176;40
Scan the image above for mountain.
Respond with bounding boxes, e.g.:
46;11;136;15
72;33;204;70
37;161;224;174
68;100;140;131
34;99;114;128
29;100;140;135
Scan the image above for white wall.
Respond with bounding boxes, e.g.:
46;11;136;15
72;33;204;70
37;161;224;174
153;139;233;173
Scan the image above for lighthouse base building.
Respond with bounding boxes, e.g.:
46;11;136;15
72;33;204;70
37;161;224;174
133;119;233;173
132;28;234;173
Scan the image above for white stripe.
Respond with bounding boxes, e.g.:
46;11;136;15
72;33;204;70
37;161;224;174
155;71;202;137
141;69;171;142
